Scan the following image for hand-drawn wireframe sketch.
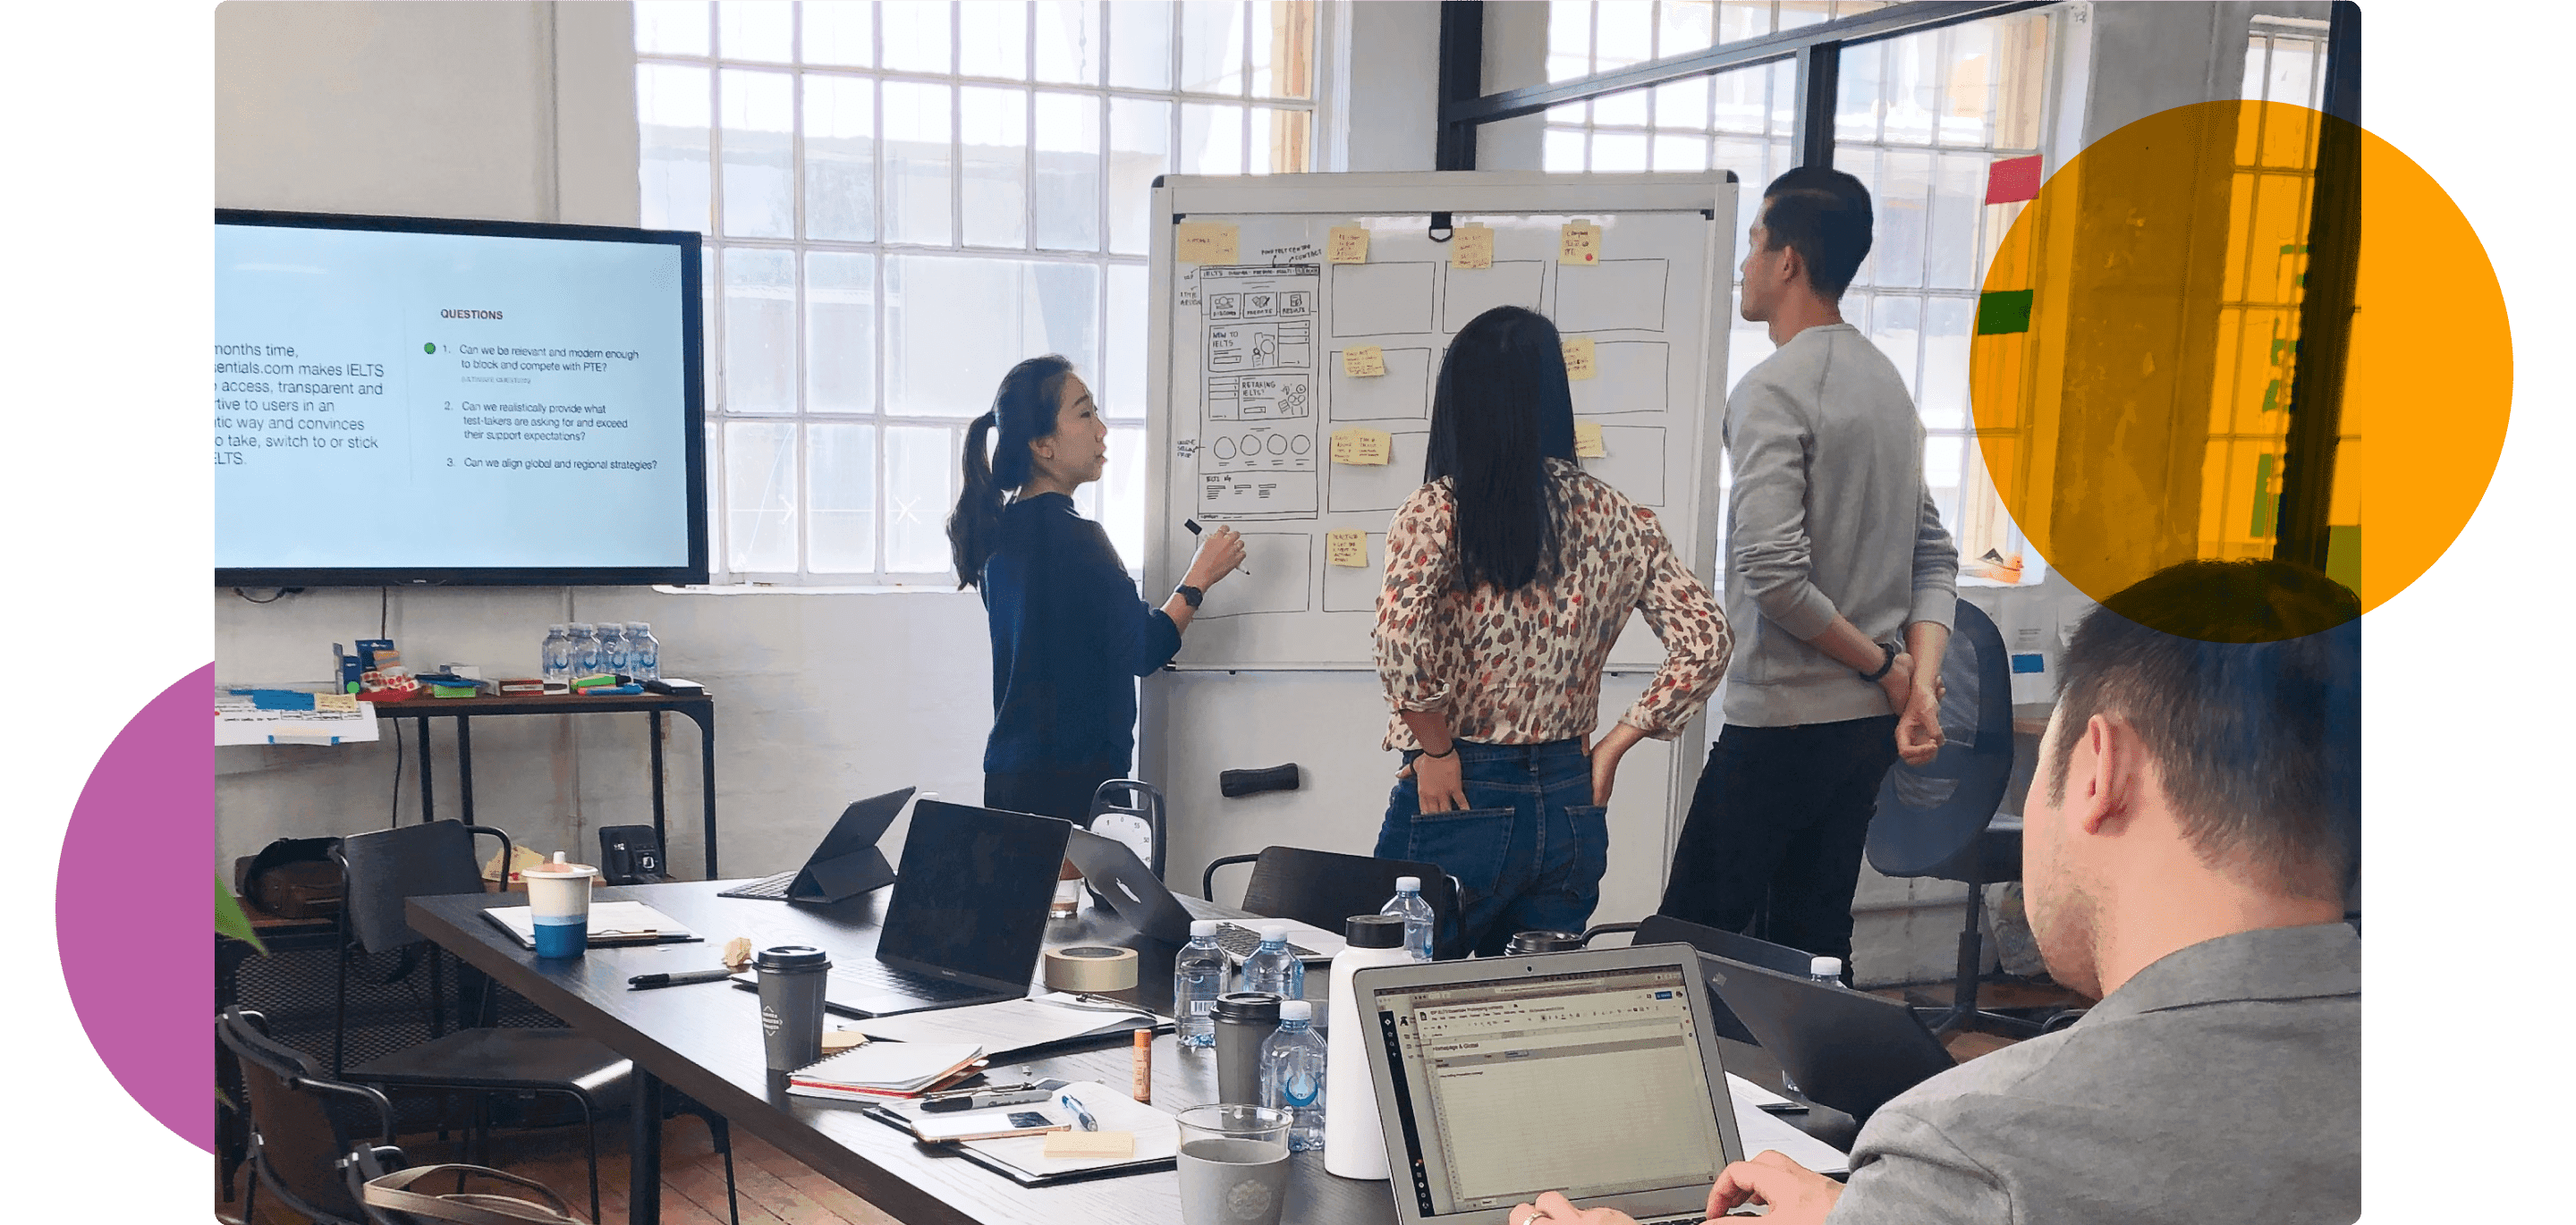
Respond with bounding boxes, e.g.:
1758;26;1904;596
1327;347;1434;420
1319;533;1390;613
1555;258;1671;333
1568;341;1672;416
1578;424;1670;506
1328;262;1437;336
1197;264;1322;520
1437;260;1548;333
1195;532;1315;618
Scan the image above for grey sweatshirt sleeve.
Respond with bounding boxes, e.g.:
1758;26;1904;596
1725;376;1842;640
1907;479;1960;630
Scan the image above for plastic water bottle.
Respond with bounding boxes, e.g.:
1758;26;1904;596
1260;1000;1327;1152
1780;956;1845;1100
624;622;661;681
1172;920;1228;1049
1241;925;1304;1001
596;622;631;676
566;623;601;676
1379;876;1436;961
539;624;572;686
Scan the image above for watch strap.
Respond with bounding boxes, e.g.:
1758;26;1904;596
1860;641;1899;682
1174;584;1205;609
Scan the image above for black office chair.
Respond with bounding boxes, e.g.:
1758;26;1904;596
219;1006;411;1225
1200;846;1466;959
1862;601;2041;1036
1086;779;1169;878
332;820;738;1225
1578;914;1815;1046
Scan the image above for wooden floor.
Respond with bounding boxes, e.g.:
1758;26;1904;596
221;979;2091;1225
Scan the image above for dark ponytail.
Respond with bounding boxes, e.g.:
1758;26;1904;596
1423;306;1578;592
949;354;1076;587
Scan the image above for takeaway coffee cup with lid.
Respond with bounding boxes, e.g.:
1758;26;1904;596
1505;930;1586;956
522;852;598;959
755;945;833;1071
1212;992;1283;1106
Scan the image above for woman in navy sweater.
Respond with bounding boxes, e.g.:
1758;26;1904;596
948;355;1245;823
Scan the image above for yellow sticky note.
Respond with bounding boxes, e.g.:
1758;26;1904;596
1574;420;1606;458
314;692;359;713
1450;224;1495;270
1342;345;1387;377
1559;219;1601;266
1328;224;1370;264
1330;427;1394;466
1042;1129;1137;1159
1177;221;1239;265
1326;528;1368;568
1562;336;1597;381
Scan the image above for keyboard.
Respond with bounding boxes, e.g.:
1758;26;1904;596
716;870;797;900
1213;922;1318;960
834;960;993;1003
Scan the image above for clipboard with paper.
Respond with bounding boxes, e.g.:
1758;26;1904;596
860;1080;1178;1187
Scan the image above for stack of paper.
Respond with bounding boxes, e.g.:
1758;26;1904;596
847;994;1165;1057
480;901;699;948
787;1042;986;1103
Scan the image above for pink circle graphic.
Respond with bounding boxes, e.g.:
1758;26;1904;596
58;663;215;1152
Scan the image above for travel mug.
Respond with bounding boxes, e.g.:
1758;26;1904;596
755;945;832;1072
522;853;599;959
1505;930;1586;955
1212;992;1283;1106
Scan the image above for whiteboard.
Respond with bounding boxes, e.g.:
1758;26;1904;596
1144;173;1738;671
1137;173;1739;926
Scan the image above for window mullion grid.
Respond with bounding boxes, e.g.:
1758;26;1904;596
950;2;965;251
792;10;810;578
1026;4;1039;254
871;0;892;585
704;23;732;579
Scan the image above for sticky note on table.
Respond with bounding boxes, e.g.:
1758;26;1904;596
1342;345;1387;377
1328;224;1370;264
1574;421;1606;458
1561;336;1597;380
1330;427;1393;465
314;692;360;714
1326;529;1368;567
1042;1129;1137;1160
1451;224;1495;269
1559;220;1601;266
1176;221;1238;265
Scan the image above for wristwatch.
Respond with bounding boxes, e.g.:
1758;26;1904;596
1859;641;1900;682
1174;584;1205;609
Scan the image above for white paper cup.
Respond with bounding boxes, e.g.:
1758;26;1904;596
523;860;598;958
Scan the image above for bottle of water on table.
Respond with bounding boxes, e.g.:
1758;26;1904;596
567;623;600;677
1260;1000;1326;1152
1781;956;1845;1099
1380;875;1436;961
596;622;630;676
1173;920;1227;1049
540;624;571;687
625;621;660;681
1240;925;1303;1001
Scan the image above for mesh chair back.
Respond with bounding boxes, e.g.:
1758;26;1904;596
337;822;494;954
220;1008;389;1225
1238;847;1464;959
1866;601;2018;881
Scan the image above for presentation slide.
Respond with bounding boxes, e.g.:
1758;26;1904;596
215;223;694;571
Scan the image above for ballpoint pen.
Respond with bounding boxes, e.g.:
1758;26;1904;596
920;1081;1063;1113
1057;1090;1100;1131
627;968;735;989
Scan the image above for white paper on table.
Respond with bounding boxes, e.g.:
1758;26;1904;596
850;995;1165;1055
1732;1098;1849;1176
1725;1073;1794;1111
216;700;381;746
959;1082;1178;1177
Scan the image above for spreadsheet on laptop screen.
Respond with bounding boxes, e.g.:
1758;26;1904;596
1378;967;1726;1216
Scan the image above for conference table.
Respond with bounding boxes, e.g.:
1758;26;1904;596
408;881;1841;1225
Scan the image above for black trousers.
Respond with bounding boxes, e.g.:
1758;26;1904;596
984;762;1125;824
1658;716;1901;967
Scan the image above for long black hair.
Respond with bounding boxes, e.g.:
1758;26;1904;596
1422;306;1579;592
949;354;1076;588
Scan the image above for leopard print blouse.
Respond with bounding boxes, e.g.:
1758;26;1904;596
1374;459;1732;750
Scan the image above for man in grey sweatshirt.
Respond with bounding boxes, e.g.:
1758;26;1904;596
1658;167;1959;969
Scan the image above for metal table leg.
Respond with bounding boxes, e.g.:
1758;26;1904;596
630;1065;663;1225
649;709;667;860
417;716;435;824
457;715;476;827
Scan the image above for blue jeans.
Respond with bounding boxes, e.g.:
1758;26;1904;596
1376;739;1606;957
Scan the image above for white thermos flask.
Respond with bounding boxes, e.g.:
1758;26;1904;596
1324;914;1411;1179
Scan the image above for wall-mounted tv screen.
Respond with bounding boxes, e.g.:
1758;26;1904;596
215;210;708;587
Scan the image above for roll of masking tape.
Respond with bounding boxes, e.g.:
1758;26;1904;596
1043;944;1140;993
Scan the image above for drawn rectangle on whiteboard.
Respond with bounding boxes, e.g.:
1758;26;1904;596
1320;533;1389;612
1327;430;1430;513
1198;470;1318;520
1579;425;1668;505
1329;347;1434;420
1568;342;1670;416
1197;533;1313;618
1330;263;1436;336
1439;260;1547;332
1555;258;1670;333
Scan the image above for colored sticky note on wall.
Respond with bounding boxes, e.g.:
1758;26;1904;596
1561;336;1597;381
1559;220;1601;266
1176;221;1239;265
1451;224;1495;269
1329;427;1393;465
1326;529;1368;567
1975;289;2034;335
1985;154;2043;205
1327;224;1370;264
1573;420;1606;458
1342;345;1387;377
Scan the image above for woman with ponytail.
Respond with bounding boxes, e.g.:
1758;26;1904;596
951;355;1246;824
1371;307;1733;955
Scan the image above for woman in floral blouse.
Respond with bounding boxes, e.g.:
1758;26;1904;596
1373;306;1732;955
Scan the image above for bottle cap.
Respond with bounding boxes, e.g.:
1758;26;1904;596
1345;914;1405;949
1394;875;1421;892
755;944;831;972
1809;956;1843;980
1278;1001;1313;1023
1190;920;1221;939
1261;924;1288;942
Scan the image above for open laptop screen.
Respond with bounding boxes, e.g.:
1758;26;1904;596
876;802;1067;984
1375;964;1728;1218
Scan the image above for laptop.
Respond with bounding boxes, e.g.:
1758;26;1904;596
1696;950;1957;1123
732;801;1073;1018
1063;827;1345;964
716;787;913;902
1353;944;1748;1225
